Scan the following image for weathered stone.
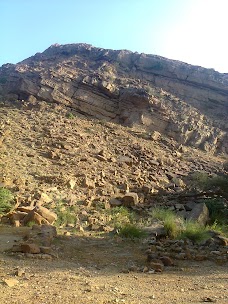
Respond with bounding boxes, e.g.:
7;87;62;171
82;178;95;189
34;206;57;224
150;131;161;141
122;192;139;207
186;203;209;226
214;235;228;246
172;177;185;188
21;243;41;254
3;278;19;287
22;210;50;225
160;256;174;266
109;197;122;207
149;262;164;272
66;179;76;189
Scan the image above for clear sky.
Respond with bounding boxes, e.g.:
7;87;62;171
0;0;227;72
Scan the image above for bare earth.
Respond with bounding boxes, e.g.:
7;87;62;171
0;227;227;304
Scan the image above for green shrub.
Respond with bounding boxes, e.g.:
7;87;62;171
66;112;75;119
151;207;180;238
118;224;146;239
54;202;78;227
151;207;175;221
0;187;14;214
204;198;228;225
189;172;228;194
106;206;136;229
178;221;210;243
207;221;228;237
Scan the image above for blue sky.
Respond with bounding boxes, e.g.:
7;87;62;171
0;0;227;72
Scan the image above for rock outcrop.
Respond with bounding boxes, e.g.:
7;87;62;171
0;43;227;153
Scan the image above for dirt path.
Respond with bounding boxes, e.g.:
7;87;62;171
0;227;227;304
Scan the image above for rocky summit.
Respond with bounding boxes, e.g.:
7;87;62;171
0;43;228;154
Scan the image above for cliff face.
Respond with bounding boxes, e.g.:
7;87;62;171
0;43;227;153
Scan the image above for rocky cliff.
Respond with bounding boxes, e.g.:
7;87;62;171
0;43;227;153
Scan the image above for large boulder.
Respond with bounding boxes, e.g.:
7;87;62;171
186;202;209;226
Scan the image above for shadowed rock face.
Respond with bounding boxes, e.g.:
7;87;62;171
0;43;227;153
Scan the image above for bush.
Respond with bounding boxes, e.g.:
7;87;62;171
54;202;78;227
207;221;228;237
151;208;180;238
118;224;146;239
106;206;136;229
178;221;210;243
0;187;14;214
189;172;228;195
204;198;228;225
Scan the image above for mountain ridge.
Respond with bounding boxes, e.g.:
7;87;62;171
0;43;227;154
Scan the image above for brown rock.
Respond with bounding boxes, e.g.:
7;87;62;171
22;210;50;225
122;192;139;207
3;278;19;287
21;243;41;254
40;246;53;254
66;179;76;189
34;206;57;224
149;262;164;272
160;256;174;266
109;197;122;207
214;235;228;246
82;178;95;189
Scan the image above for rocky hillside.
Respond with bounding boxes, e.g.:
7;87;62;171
0;100;226;213
0;43;227;154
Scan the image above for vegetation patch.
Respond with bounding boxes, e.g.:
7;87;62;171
178;221;210;243
204;198;228;225
54;202;78;227
151;207;181;238
0;187;14;214
118;224;147;239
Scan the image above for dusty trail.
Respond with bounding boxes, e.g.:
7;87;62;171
0;227;227;304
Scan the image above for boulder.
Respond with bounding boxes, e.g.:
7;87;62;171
22;210;50;225
21;243;41;254
34;206;57;224
186;203;209;226
122;192;139;207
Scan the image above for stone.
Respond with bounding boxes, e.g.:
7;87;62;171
82;178;95;189
66;179;76;189
39;192;52;204
186;203;209;226
122;192;139;207
109;197;122;207
3;278;19;287
150;131;161;141
34;206;57;224
22;210;50;225
149;262;164;272
14;268;26;277
172;177;185;188
160;256;174;266
21;243;41;254
185;201;196;211
214;235;228;246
